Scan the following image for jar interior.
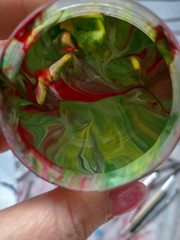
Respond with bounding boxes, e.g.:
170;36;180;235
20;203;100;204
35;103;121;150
1;14;173;174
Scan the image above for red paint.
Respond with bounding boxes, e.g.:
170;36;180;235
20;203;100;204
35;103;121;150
36;69;52;85
154;25;178;54
14;21;37;54
154;26;167;43
40;128;64;155
49;78;166;114
125;48;148;61
54;173;64;183
141;86;166;113
139;48;148;60
49;78;117;102
150;102;158;108
73;41;80;51
12;1;55;54
17;124;61;169
80;177;87;189
49;78;153;102
161;22;180;51
64;47;76;52
146;57;164;75
121;26;135;51
130;230;151;240
15;24;32;43
24;81;36;103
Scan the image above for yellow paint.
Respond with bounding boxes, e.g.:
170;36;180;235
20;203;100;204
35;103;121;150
36;80;47;105
61;32;74;47
130;56;140;70
60;20;74;33
49;53;72;79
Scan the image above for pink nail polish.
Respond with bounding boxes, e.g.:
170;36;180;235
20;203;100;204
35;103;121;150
109;182;147;216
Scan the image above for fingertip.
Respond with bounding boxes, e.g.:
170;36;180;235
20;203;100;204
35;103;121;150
109;182;147;216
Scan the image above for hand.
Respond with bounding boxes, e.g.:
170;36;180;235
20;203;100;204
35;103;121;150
0;134;147;240
0;132;147;240
0;1;147;239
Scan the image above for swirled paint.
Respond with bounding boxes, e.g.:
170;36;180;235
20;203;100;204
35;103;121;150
0;14;174;175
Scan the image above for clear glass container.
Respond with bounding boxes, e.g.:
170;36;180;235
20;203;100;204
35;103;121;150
0;0;180;191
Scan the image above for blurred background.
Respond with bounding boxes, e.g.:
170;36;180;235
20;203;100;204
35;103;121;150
0;0;180;239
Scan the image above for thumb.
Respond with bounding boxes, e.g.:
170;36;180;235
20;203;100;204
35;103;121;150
0;182;147;240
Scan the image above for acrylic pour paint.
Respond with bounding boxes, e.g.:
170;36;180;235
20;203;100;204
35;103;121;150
0;12;177;189
0;15;174;173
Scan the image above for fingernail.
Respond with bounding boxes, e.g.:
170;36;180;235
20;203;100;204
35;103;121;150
108;182;147;216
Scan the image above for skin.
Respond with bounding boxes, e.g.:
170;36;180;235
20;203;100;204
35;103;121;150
0;0;49;39
0;1;147;239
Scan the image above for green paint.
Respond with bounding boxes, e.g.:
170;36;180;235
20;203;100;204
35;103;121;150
1;14;173;174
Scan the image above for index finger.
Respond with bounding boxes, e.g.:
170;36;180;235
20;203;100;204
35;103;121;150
0;0;49;39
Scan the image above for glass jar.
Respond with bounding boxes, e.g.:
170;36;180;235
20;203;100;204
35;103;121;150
0;0;180;191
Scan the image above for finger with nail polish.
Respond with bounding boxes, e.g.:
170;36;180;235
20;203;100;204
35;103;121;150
0;182;147;240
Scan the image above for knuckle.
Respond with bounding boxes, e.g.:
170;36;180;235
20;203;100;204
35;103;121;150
56;199;88;240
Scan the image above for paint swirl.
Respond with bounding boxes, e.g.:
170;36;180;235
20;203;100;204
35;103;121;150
0;15;173;174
